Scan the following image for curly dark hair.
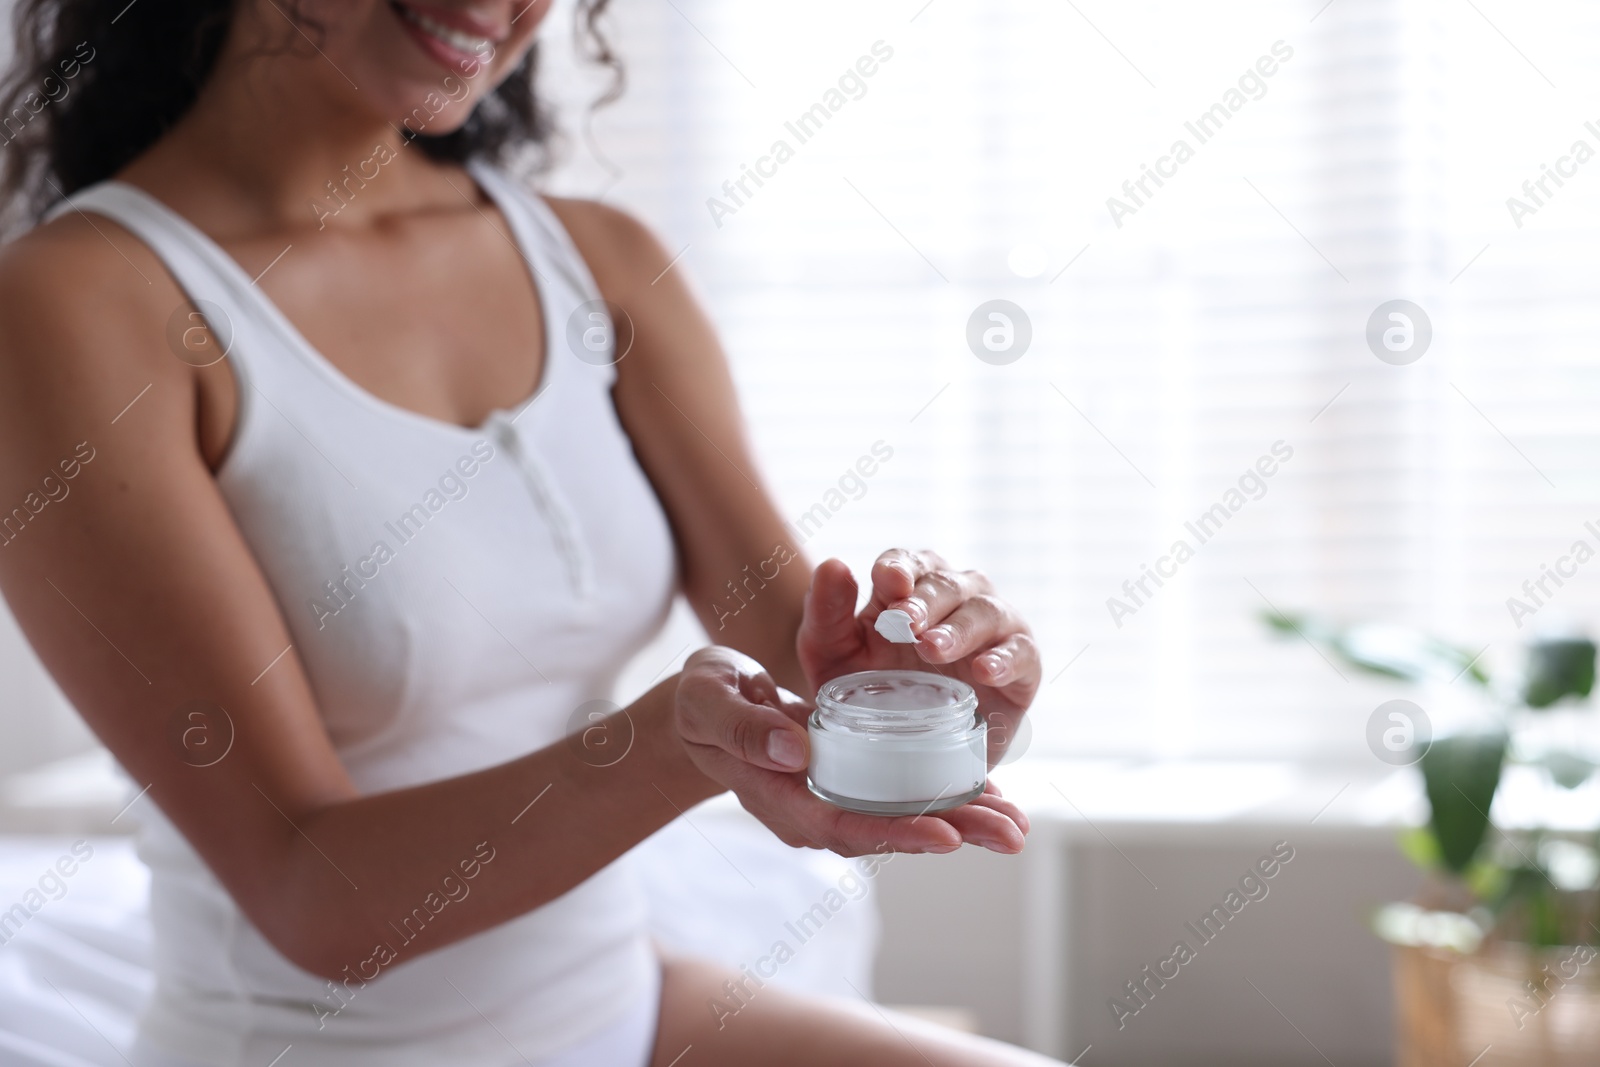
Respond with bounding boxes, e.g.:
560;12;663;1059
0;0;620;234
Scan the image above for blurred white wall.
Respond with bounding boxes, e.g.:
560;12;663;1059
875;831;1421;1064
0;599;96;777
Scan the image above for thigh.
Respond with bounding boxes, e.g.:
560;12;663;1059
649;955;1062;1067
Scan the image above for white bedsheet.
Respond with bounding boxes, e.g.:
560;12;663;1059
0;809;877;1065
0;837;151;1066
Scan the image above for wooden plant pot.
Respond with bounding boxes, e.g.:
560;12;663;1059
1392;941;1600;1067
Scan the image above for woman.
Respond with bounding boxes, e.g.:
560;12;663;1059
0;2;1051;1064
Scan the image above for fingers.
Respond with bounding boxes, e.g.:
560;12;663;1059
871;551;995;643
680;609;1041;861
966;632;1041;690
689;732;1030;857
966;786;1031;836
768;682;817;729
677;648;811;772
751;766;1028;857
702;750;966;856
821;806;965;855
868;546;1042;705
797;558;862;664
869;548;957;612
918;593;1030;668
734;666;812;726
870;548;923;600
682;713;1026;857
937;798;1027;854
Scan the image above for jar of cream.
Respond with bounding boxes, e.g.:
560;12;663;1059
807;670;987;815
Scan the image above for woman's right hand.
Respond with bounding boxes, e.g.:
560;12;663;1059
672;646;1029;857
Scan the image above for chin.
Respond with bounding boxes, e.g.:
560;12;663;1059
281;0;546;127
396;90;479;138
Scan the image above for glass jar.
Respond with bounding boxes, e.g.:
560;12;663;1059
807;669;987;815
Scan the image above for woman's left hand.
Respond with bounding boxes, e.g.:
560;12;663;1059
796;550;1040;765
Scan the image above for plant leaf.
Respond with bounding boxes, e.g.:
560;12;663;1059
1486;864;1544;916
1396;827;1443;871
1463;856;1508;902
1541;751;1598;790
1421;731;1508;874
1257;611;1489;687
1522;638;1597;709
1335;623;1490;687
1531;882;1565;946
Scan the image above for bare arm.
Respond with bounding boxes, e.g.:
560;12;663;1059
0;217;721;981
553;207;1041;756
544;201;1032;857
547;198;815;695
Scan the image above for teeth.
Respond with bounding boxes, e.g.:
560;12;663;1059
397;3;493;54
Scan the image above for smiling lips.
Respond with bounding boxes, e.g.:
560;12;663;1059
390;1;502;70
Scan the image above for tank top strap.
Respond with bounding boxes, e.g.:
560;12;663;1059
42;179;276;392
464;161;624;386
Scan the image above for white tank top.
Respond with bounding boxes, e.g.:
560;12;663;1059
45;161;679;1066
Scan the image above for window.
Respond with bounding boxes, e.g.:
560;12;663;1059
553;0;1600;761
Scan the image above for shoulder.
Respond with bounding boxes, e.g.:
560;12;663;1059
539;195;678;298
535;194;719;388
0;210;174;340
0;209;189;418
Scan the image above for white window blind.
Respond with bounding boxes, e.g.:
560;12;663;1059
542;0;1600;763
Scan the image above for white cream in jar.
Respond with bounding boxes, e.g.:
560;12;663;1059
807;670;987;815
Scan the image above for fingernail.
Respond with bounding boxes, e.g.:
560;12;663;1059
922;627;953;652
766;729;806;770
978;652;1007;677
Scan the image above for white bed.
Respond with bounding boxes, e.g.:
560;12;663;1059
0;754;879;1065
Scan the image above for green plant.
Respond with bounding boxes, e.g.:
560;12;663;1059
1263;611;1600;947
